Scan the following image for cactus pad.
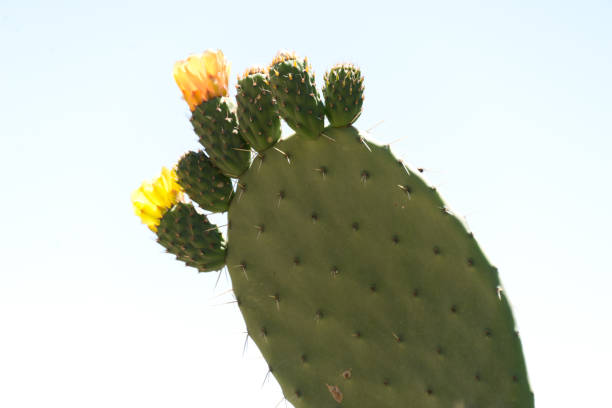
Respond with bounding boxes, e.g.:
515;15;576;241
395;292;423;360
226;126;533;407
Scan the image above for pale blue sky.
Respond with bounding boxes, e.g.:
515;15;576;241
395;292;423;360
1;1;611;407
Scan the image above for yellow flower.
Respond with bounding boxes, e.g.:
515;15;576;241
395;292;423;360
132;167;183;232
173;50;230;111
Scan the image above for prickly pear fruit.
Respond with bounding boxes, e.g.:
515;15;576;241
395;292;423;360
269;52;324;139
323;64;364;127
236;67;282;152
177;150;233;213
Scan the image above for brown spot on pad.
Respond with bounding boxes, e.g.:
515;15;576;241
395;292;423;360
326;384;343;403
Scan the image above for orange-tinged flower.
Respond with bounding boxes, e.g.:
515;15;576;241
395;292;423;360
173;50;230;111
132;167;184;232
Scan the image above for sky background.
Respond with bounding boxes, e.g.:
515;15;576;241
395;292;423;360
1;1;611;406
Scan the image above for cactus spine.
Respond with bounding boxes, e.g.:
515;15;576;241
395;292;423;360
132;49;534;407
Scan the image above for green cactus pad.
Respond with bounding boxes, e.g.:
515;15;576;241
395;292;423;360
323;64;365;127
269;55;324;139
236;70;282;152
226;126;533;407
157;202;226;272
191;97;251;178
176;150;233;213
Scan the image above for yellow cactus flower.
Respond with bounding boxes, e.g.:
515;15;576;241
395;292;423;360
132;167;183;232
173;49;230;111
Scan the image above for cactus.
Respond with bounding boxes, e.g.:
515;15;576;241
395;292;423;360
133;49;534;407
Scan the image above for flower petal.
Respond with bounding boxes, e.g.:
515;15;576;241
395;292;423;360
131;166;183;232
173;50;230;111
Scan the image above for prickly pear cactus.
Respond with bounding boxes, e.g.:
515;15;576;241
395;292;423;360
132;50;534;408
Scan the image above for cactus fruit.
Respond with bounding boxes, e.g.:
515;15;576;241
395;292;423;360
190;96;251;178
157;202;226;272
269;52;325;139
236;67;282;152
322;64;364;127
176;150;233;213
132;49;534;407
